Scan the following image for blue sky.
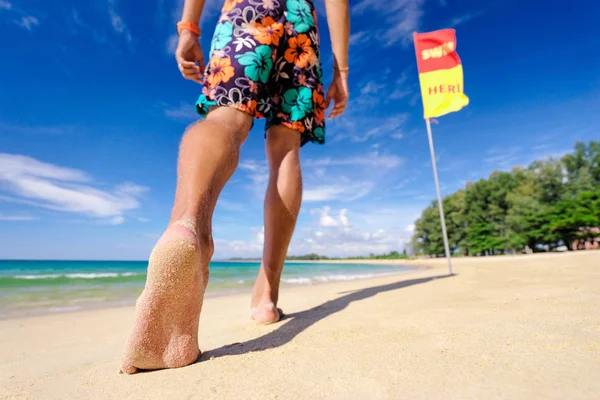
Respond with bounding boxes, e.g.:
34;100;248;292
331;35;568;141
1;0;599;260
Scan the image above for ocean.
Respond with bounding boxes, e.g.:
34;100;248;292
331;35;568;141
0;260;414;319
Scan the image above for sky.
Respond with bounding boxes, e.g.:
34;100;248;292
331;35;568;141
1;0;599;260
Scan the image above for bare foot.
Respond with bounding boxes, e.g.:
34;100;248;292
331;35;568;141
250;298;283;325
121;223;206;374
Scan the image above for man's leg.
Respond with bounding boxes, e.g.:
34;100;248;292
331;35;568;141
122;107;252;373
251;125;302;324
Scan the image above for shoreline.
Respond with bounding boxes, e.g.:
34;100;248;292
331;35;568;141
0;260;419;321
3;252;593;321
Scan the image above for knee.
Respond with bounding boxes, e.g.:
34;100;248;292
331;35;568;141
205;107;253;146
266;128;301;165
181;109;252;152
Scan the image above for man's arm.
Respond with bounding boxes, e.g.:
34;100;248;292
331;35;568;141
324;0;350;71
176;0;207;81
180;0;206;27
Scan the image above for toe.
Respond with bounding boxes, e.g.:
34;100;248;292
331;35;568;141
120;363;139;375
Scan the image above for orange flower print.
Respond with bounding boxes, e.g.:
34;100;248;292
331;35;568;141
308;52;319;67
284;34;315;69
313;90;325;123
222;0;243;12
238;100;257;115
206;56;235;88
262;0;276;11
251;17;284;46
248;80;260;94
285;121;306;133
297;74;307;86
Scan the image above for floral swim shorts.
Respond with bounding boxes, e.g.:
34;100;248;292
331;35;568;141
195;0;326;146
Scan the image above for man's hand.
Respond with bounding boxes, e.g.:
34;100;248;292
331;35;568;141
325;70;349;118
175;30;205;83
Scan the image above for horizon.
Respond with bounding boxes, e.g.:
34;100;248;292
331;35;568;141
1;0;599;260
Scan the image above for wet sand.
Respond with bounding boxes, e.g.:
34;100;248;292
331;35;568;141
1;251;599;399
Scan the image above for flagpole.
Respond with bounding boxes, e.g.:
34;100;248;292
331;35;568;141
425;118;453;275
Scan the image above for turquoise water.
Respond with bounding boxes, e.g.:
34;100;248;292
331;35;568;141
0;260;413;319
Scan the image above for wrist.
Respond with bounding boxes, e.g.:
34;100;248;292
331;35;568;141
333;65;349;76
333;57;349;73
177;21;201;37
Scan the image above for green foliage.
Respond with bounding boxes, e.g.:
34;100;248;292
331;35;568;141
284;251;411;261
286;253;330;260
412;141;600;256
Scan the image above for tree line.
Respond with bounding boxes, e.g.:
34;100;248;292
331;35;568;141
285;250;410;261
411;141;600;256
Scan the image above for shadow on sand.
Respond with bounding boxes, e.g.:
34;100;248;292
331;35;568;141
202;273;455;360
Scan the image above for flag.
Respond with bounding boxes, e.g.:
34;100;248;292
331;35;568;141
413;29;469;119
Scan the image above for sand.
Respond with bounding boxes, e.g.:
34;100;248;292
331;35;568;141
1;251;599;399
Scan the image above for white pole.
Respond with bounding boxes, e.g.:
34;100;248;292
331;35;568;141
425;119;453;275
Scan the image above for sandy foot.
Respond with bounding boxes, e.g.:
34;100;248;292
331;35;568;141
121;224;205;374
250;301;283;325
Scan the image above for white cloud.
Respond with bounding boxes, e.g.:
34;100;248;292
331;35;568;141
166;34;179;55
237;158;270;199
449;11;484;27
330;114;409;143
238;151;404;204
532;144;550;151
214;237;263;258
216;199;247;213
305;152;403;169
1;0;40;31
0;153;147;223
0;123;78;136
353;0;425;47
484;146;522;167
0;154;89;182
212;206;413;259
108;216;125;225
17;16;38;30
303;182;374;202
107;0;133;46
163;102;200;122
255;226;265;245
72;9;107;44
349;31;370;46
290;207;409;257
404;223;415;233
0;213;38;221
361;81;385;95
316;207;350;228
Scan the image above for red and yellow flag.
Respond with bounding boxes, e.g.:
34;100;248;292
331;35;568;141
413;29;469;119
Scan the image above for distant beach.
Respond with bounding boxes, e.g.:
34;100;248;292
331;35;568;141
0;259;415;319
